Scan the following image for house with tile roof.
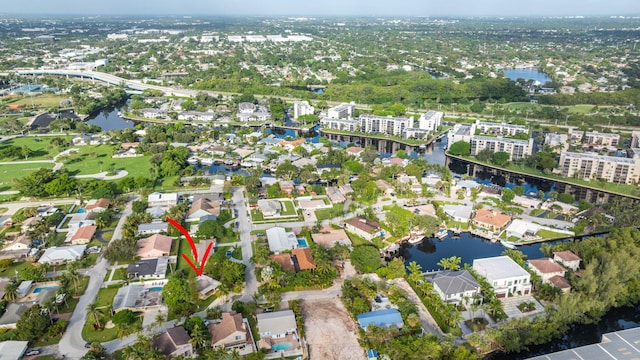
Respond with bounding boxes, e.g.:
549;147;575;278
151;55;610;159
291;248;316;271
345;217;380;241
186;198;221;222
528;258;566;284
70;225;97;245
85;198;111;213
553;250;581;271
151;326;194;358
136;234;172;258
311;227;352;248
471;209;512;233
208;312;255;355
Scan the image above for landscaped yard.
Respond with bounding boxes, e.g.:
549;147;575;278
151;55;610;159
9;94;71;109
315;203;344;221
536;228;572;239
94;285;121;307
280;200;296;216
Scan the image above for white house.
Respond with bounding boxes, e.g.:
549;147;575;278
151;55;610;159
38;245;86;265
266;227;298;253
553;251;582;271
148;192;178;207
442;205;473;223
473;256;532;298
431;270;481;305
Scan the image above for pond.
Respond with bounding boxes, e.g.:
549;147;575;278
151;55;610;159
504;68;552;85
85;105;135;131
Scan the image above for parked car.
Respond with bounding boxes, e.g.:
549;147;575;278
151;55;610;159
26;350;40;356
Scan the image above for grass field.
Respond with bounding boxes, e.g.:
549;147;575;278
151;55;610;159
61;144;151;177
0;162;55;191
7;94;72;109
0;136;73;161
280;199;297;216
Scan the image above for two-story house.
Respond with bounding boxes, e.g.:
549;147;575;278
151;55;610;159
473;256;532;297
208;312;254;355
151;326;194;358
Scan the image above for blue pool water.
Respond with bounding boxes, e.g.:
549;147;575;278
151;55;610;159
297;239;309;248
77;208;85;213
148;287;163;291
33;286;59;293
271;342;293;351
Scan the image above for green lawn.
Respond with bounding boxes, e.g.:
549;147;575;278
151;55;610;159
536;228;572;239
0;135;73;161
104;268;127;282
61;144;151;177
10;94;71;108
315;203;344;221
0;260;32;278
280;200;296;216
94;285;121;308
0;162;55;191
82;313;142;343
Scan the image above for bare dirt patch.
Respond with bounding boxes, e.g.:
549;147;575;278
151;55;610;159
302;298;366;360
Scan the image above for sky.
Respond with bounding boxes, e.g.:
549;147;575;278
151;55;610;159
2;0;640;17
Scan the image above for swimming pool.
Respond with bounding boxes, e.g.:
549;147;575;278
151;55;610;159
148;287;163;291
77;208;85;213
297;239;309;248
33;286;59;293
271;342;292;351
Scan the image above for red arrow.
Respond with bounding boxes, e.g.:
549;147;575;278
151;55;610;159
167;217;213;276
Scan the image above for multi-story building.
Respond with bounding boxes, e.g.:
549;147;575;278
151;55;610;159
327;102;356;120
583;131;620;146
293;101;314;119
358;114;412;137
631;131;640;148
473;256;532;298
544;133;569;151
319;117;358;132
475;120;528;136
569;129;584;142
470;136;534;160
419;110;443;132
448;123;476;145
236;102;271;122
558;151;640;184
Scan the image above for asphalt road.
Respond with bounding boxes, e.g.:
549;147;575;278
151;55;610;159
233;188;258;302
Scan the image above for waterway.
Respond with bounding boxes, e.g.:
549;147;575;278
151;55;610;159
504;68;552;85
85;104;134;131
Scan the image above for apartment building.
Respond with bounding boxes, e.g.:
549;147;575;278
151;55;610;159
475;120;528;136
558;151;640;184
470;136;534;160
293;101;314;119
631;131;640;148
544;133;569;151
327;102;356;120
418;110;443;132
320;117;358;132
583;131;620;146
448;123;476;145
358;114;412;137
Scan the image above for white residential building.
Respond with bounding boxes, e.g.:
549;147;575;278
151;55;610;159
470;136;534;160
148;192;178;207
475;120;528;136
327;102;356;120
358;114;412;137
418;110;443;132
293;101;314;119
266;227;298;253
545;133;569;151
473;256;532;298
558;151;640;185
448;124;476;145
583;131;619;146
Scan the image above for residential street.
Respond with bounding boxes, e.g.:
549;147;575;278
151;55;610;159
233;187;258;302
58;195;138;359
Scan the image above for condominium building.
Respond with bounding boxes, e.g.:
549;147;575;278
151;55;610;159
293;101;314;119
470;136;534;160
558;151;640;185
236;103;271;122
320;117;358;132
583;131;619;146
448;123;476;145
419;110;443;132
544;133;569;151
475;120;528;136
358;114;412;137
632;131;640;148
327;102;356;120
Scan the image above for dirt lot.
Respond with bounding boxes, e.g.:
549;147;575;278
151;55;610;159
302;298;366;360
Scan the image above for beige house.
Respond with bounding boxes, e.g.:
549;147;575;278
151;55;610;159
311;227;352;248
345;217;380;241
70;225;97;245
528;258;566;283
208;312;254;354
136;234;173;258
553;251;582;271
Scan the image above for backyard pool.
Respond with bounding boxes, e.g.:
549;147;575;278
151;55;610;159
77;208;85;213
148;287;163;291
33;285;59;293
297;239;309;248
271;342;293;351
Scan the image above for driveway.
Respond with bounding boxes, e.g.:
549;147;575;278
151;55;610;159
232;188;258;302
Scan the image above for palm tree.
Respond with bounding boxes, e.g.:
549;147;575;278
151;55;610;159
189;323;209;351
4;282;18;302
406;261;423;284
437;256;462;271
87;302;104;329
